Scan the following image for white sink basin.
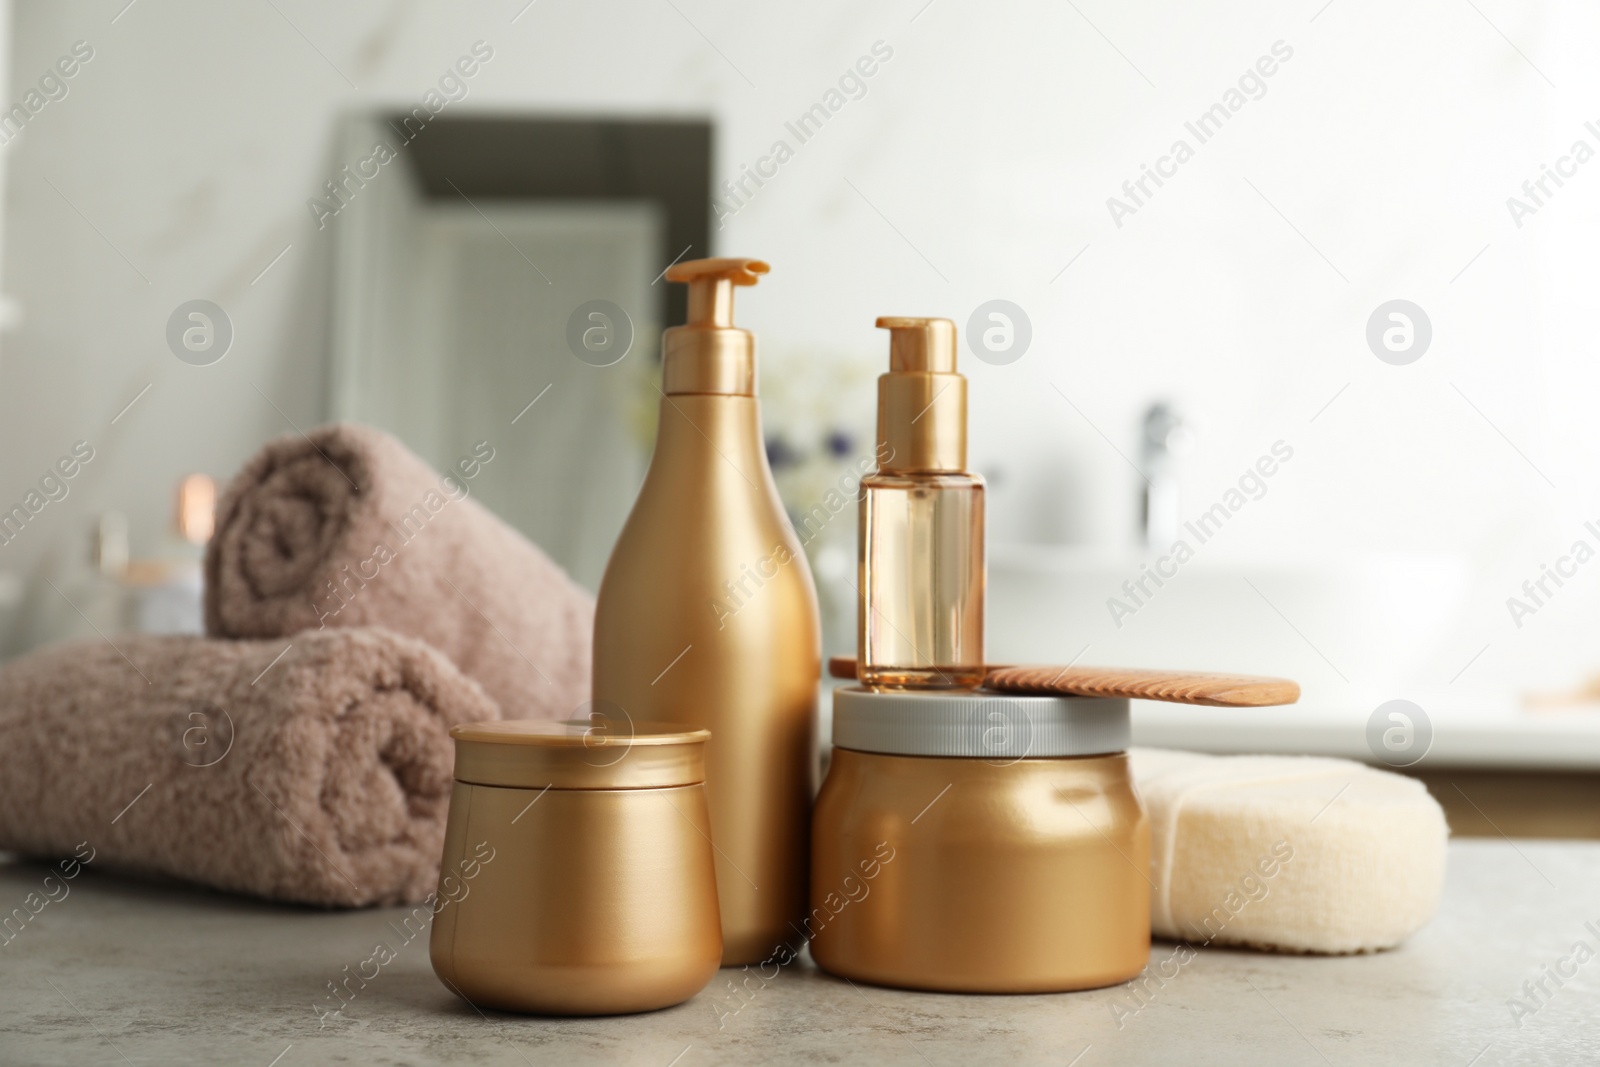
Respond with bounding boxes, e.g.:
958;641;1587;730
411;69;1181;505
987;545;1472;710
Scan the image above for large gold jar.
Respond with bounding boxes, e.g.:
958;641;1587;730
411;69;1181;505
810;687;1149;993
430;720;722;1015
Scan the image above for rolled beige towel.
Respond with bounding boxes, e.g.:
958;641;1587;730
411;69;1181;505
0;628;498;907
205;423;591;720
1130;747;1448;954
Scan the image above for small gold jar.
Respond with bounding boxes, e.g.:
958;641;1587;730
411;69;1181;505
430;719;722;1015
810;687;1149;993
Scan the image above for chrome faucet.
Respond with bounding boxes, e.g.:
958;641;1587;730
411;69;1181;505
1140;403;1188;549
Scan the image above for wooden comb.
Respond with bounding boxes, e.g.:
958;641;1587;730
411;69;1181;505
826;656;1299;708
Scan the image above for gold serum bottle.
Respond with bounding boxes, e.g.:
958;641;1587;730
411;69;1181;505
858;317;985;690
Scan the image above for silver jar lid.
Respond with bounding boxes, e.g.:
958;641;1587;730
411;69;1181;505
831;686;1129;759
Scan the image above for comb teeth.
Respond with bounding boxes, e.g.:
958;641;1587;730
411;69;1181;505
827;656;1301;708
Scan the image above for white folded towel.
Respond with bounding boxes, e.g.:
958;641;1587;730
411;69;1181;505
1129;747;1448;954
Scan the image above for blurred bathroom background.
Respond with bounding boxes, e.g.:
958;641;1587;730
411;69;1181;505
1;0;1597;832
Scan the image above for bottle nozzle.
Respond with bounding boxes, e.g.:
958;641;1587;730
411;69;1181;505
662;257;770;396
667;257;769;328
874;316;967;474
876;317;957;373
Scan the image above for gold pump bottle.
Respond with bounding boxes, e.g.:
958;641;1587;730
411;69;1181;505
593;258;820;966
858;317;985;690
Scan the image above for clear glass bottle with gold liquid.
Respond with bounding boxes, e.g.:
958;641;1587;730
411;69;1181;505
858;317;985;690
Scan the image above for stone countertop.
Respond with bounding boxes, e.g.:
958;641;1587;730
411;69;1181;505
1;840;1593;1066
1128;702;1600;771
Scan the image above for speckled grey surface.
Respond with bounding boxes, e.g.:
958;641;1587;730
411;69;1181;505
1;840;1593;1066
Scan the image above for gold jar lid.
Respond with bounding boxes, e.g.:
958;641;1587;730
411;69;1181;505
450;719;710;790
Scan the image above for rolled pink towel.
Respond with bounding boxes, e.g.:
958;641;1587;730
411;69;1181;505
0;628;498;907
204;423;592;720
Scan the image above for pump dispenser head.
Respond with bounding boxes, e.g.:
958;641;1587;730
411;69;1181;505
662;257;769;396
881;316;958;373
875;316;967;474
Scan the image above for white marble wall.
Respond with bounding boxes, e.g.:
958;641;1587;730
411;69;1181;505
0;0;1595;698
